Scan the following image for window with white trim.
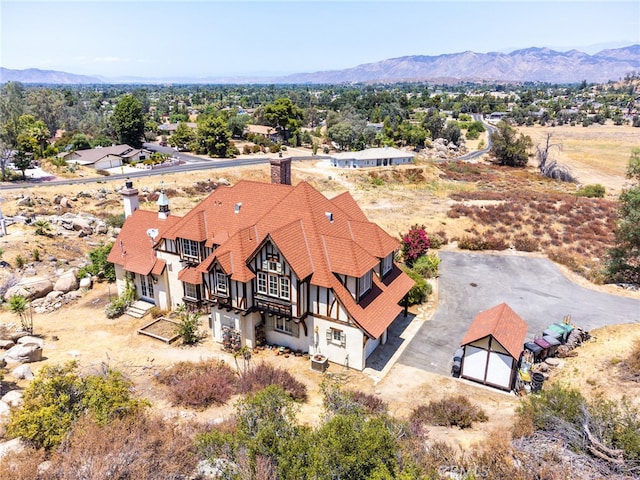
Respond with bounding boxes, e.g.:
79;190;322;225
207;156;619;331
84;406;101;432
326;327;347;347
268;275;279;296
216;272;227;294
181;239;199;259
279;277;290;300
382;254;393;276
359;270;372;298
257;272;267;294
275;316;292;333
184;282;199;300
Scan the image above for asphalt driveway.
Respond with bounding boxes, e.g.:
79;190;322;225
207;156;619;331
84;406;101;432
396;251;640;376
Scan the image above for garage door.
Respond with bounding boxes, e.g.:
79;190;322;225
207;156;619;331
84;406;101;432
461;346;487;383
486;352;513;389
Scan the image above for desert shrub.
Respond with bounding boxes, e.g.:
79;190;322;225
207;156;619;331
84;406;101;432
46;414;198;479
401;224;430;266
148;306;169;319
78;242;115;282
401;266;430;305
238;362;307;401
174;304;202;345
576;184;605;198
322;379;387;417
32;248;40;261
411;253;440;278
96;169;110;176
458;234;508;251
515;384;585;435
242;144;251;154
513;234;539;252
410;395;488;429
623;339;640;381
104;277;135;319
429;231;448;249
6;362;145;450
0;446;47;480
157;360;238;407
15;254;26;268
105;212;125;228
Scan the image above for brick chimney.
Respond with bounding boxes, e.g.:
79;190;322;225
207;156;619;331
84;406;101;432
270;157;291;185
121;179;139;218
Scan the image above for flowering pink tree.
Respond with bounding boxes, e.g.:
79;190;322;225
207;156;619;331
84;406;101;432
402;224;430;266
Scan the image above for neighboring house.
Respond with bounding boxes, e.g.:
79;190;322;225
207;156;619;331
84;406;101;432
330;147;415;168
158;122;197;135
107;158;414;370
61;145;148;170
245;124;281;143
459;303;527;391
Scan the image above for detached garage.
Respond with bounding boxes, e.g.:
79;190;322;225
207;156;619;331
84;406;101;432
459;303;528;391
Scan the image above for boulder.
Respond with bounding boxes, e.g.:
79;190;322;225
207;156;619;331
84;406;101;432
11;364;34;380
79;276;92;289
4;276;53;301
95;221;108;234
46;290;64;300
218;177;231;186
17;335;43;346
60;197;72;208
4;343;42;364
16;196;31;207
0;340;15;350
0;438;26;460
0;401;10;420
54;269;79;293
1;390;23;408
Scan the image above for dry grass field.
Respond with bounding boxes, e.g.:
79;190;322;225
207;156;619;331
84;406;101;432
1;123;639;466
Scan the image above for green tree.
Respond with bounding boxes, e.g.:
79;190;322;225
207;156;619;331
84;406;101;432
263;97;303;142
168;121;195;150
196;115;233;158
174;304;201;345
422;110;444;140
12;150;32;180
112;94;145;148
306;414;401;479
327;121;357;150
442;122;462;145
70;133;92;151
605;148;640;285
490;121;533;167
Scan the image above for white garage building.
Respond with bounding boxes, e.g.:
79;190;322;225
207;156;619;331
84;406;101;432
459;303;527;391
330;147;415;168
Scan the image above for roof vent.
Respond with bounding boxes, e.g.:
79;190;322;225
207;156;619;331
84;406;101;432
234;202;242;214
325;211;334;223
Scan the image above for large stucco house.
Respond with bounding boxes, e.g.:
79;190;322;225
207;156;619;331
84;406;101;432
330;147;415;168
107;159;413;370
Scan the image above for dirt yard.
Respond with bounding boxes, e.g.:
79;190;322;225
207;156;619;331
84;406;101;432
1;123;639;447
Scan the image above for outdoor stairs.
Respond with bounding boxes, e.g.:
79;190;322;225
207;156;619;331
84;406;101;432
126;300;155;319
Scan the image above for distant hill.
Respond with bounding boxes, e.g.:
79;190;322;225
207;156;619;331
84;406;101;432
0;68;103;84
278;45;640;84
1;45;638;85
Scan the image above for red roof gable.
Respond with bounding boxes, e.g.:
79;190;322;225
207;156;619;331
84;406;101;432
107;210;181;276
460;303;528;359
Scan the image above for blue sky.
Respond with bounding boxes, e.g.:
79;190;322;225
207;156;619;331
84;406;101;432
1;0;638;79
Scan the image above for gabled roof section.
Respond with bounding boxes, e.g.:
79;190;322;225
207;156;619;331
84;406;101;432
331;264;415;338
321;235;378;277
347;220;399;259
66;144;140;165
329;191;369;222
107;210;181;276
460;303;528;359
178;266;202;285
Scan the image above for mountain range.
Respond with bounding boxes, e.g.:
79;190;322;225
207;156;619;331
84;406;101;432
2;45;639;85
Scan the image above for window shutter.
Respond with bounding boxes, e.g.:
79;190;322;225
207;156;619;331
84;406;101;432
290;320;299;338
265;315;274;331
340;332;347;347
276;263;282;274
262;260;269;270
326;329;332;342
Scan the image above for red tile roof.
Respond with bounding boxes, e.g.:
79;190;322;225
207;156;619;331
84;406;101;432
460;303;528;359
118;180;413;339
107;210;181;275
